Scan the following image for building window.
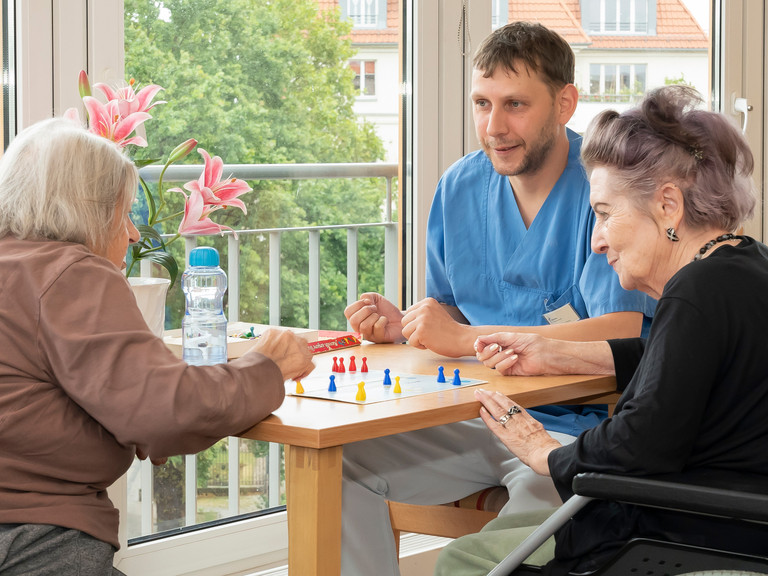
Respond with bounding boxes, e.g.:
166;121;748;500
583;0;656;35
348;0;379;28
587;63;647;102
350;59;376;96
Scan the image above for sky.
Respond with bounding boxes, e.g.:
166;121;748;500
681;0;711;32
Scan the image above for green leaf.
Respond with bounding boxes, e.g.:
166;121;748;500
143;251;179;287
135;157;162;168
139;178;158;223
137;224;166;246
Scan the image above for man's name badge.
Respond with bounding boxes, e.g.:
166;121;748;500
543;303;581;325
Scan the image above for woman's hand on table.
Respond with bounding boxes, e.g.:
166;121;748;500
475;333;550;375
475;389;562;476
248;328;315;381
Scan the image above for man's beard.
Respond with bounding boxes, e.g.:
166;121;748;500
486;116;558;177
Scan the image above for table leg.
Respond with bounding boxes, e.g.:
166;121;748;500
285;444;343;575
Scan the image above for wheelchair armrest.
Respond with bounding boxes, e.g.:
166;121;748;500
572;469;768;523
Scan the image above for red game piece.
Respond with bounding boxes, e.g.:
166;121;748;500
361;357;368;372
349;356;357;371
332;356;338;372
338;357;346;373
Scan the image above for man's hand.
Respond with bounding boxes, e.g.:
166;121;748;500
247;328;315;381
344;292;405;343
401;298;475;357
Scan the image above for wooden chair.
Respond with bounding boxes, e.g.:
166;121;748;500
387;486;509;556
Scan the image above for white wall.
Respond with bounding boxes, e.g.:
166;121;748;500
351;44;400;162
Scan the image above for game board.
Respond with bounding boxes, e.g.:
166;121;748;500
288;365;487;404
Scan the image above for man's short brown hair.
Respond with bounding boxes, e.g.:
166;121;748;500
473;21;574;95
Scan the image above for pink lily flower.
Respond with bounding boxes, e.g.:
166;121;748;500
83;96;151;147
181;149;251;213
173;187;235;236
94;77;165;118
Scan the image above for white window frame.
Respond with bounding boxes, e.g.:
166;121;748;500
349;58;377;97
14;0;765;573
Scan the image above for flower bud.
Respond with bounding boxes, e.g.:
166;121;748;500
167;138;198;164
78;70;92;98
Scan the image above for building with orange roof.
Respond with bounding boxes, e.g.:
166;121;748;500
321;0;708;153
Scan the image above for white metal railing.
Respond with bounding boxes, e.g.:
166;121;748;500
131;162;397;538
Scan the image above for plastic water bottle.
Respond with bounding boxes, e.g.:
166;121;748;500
182;247;228;365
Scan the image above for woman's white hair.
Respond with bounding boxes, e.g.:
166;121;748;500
0;117;138;255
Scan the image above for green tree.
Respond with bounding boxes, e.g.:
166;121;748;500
124;0;392;331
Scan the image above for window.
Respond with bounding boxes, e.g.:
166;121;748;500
587;63;647;103
350;59;376;96
16;0;766;573
118;0;400;569
347;0;379;28
583;0;656;35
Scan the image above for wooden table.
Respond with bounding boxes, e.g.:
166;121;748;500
238;342;617;575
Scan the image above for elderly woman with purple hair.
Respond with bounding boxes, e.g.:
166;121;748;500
435;85;768;575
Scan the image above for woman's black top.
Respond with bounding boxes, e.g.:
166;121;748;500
546;236;768;573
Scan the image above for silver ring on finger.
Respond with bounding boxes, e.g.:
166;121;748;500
506;406;521;417
498;413;511;427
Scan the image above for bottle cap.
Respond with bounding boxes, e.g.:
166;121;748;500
189;246;220;267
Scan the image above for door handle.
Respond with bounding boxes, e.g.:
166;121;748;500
733;97;752;134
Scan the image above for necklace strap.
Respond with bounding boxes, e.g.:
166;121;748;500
692;233;736;261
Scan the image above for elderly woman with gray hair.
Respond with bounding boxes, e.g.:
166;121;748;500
0;118;314;575
435;85;768;575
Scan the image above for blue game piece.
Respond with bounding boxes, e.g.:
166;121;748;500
383;368;392;386
437;366;446;383
452;368;461;386
328;374;337;392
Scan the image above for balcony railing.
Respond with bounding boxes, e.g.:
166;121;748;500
129;162;397;538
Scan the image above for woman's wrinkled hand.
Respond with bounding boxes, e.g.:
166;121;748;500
474;389;562;476
474;332;550;376
248;328;315;381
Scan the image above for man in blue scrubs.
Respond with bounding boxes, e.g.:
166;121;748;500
341;22;656;575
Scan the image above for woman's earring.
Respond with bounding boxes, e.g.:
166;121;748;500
666;227;680;242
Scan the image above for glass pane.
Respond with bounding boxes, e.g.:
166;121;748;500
619;64;631;97
606;0;618;32
634;64;647;94
619;0;631;32
636;0;649;34
364;60;376;95
122;0;399;541
605;64;617;96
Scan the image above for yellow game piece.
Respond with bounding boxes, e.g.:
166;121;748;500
295;380;304;394
356;381;366;401
393;376;401;394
